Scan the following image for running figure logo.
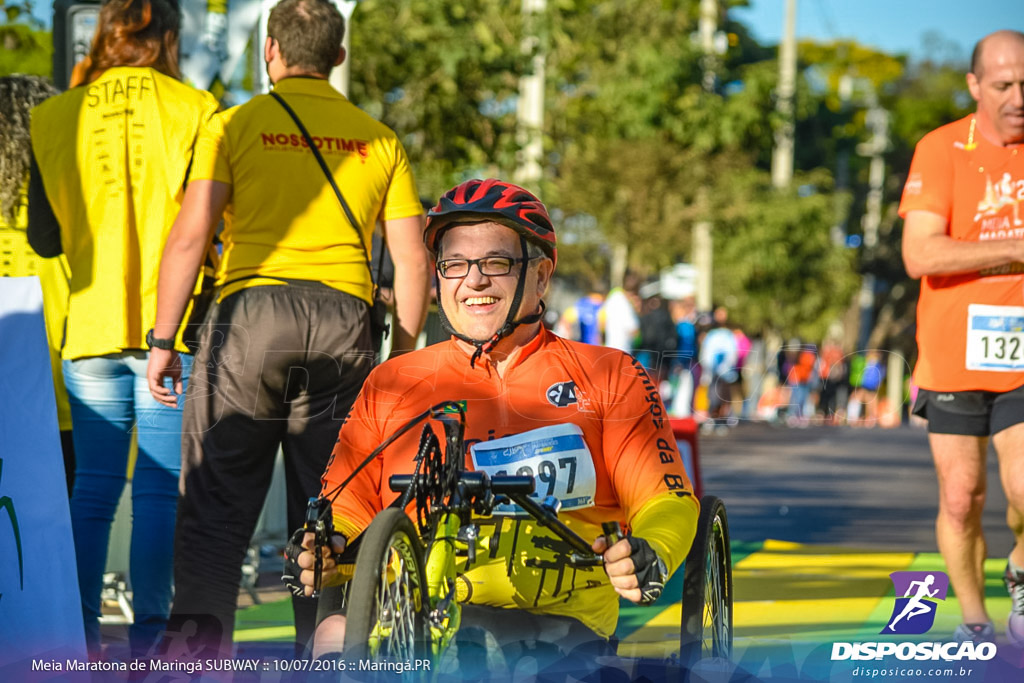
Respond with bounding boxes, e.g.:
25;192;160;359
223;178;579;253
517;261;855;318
882;571;950;635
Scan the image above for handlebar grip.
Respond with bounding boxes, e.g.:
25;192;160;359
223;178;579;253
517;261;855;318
489;475;535;495
304;497;320;528
601;521;622;546
389;474;414;493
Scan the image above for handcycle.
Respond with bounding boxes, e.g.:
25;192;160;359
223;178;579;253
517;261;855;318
300;400;733;670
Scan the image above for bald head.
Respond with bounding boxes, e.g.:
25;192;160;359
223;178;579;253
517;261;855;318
970;30;1024;79
966;29;1024;145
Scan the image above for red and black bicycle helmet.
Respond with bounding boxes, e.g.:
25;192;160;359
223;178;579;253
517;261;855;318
425;179;556;366
425;179;557;267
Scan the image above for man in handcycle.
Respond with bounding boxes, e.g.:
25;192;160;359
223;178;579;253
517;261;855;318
290;179;699;670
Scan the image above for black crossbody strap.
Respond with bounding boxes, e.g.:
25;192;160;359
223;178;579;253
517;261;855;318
270;90;382;295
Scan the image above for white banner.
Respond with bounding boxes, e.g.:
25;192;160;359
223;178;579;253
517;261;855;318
0;278;87;670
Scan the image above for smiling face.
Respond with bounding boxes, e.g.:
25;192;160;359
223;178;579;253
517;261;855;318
968;31;1024;145
436;221;553;347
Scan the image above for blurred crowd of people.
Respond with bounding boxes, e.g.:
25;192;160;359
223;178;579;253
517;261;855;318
551;278;902;432
766;344;895;429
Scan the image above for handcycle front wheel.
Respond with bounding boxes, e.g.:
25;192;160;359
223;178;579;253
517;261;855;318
679;494;733;666
343;508;430;662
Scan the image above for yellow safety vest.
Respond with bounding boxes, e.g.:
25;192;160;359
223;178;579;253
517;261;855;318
1;194;72;430
31;67;219;359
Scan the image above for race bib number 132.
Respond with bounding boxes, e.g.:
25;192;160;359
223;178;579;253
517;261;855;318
469;423;597;516
965;304;1024;372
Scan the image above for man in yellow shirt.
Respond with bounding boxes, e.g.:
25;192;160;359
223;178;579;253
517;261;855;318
146;0;431;658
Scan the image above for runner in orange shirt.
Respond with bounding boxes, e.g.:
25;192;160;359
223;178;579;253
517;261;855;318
900;29;1024;645
289;179;699;668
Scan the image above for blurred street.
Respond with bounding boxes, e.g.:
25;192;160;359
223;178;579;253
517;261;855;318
615;421;1022;668
700;421;1013;552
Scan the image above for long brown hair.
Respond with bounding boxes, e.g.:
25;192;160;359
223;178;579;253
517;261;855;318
72;0;181;86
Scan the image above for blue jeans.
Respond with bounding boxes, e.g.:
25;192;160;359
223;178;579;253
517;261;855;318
63;352;192;656
789;381;811;419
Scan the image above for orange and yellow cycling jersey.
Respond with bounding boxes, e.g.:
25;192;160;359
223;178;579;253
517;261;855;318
322;327;698;637
189;78;422;304
899;115;1024;392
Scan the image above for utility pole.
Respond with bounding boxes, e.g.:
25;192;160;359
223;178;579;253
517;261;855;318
856;94;890;352
832;74;854;246
329;1;360;96
771;0;797;189
698;0;720;92
515;0;546;192
692;0;720;312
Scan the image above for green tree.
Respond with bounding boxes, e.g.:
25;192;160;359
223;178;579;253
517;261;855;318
348;0;529;200
864;55;972;354
0;2;52;78
344;0;953;344
543;0;859;337
544;0;705;288
714;168;857;341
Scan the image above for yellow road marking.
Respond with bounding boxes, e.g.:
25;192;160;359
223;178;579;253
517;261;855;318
620;540;918;657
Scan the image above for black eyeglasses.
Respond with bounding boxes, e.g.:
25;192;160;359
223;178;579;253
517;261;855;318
436;256;538;279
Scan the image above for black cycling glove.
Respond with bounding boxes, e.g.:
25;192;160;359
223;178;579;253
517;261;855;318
281;528;308;598
628;536;669;605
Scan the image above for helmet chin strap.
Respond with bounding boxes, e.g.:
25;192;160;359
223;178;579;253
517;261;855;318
437;235;546;368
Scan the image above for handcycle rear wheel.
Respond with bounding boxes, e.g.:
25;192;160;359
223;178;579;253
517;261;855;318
679;494;733;665
343;508;430;661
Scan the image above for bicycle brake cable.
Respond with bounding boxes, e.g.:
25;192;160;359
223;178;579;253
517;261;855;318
314;400;468;522
301;401;467;592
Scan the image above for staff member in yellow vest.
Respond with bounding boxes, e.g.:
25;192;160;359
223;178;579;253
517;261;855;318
0;75;74;495
27;0;219;658
146;0;431;659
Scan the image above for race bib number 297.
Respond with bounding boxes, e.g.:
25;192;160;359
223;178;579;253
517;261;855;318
966;304;1024;372
469;424;597;516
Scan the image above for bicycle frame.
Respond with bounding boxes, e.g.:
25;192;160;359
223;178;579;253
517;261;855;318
423;511;461;658
307;400;621;664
